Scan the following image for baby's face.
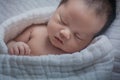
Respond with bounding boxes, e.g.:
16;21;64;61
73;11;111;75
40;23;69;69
47;0;106;53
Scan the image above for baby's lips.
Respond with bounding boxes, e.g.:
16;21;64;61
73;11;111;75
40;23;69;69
54;36;63;44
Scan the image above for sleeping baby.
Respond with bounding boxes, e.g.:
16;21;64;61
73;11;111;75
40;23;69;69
7;0;115;56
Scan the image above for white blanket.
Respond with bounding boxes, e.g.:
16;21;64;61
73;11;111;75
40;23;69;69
0;7;115;80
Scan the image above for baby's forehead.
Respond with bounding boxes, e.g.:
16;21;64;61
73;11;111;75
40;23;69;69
60;0;108;21
64;0;109;16
62;4;106;32
63;0;95;13
62;1;97;18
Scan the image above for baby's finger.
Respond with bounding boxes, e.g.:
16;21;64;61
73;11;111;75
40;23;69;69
13;47;19;55
25;48;31;55
24;45;31;55
9;48;14;55
19;45;25;55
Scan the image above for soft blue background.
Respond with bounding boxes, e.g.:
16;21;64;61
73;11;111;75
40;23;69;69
0;0;60;24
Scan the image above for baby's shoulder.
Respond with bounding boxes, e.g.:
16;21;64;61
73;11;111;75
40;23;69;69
30;24;48;36
32;24;47;32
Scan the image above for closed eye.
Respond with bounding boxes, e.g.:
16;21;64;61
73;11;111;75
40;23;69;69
59;14;67;26
75;33;82;40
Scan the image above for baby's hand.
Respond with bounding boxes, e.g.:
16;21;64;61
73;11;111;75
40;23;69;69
8;42;31;55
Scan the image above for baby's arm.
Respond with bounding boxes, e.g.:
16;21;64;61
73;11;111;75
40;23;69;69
7;27;33;55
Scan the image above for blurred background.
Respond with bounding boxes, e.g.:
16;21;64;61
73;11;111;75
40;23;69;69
0;0;60;24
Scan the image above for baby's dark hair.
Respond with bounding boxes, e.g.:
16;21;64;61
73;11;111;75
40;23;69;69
59;0;116;37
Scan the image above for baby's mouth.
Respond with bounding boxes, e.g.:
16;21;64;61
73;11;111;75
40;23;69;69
54;36;63;44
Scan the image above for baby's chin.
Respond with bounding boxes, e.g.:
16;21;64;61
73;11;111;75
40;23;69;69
60;47;81;53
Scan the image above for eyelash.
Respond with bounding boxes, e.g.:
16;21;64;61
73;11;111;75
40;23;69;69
74;33;81;40
61;19;66;25
59;15;67;26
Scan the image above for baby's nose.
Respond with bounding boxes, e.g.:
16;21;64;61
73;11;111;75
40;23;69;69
60;29;71;40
